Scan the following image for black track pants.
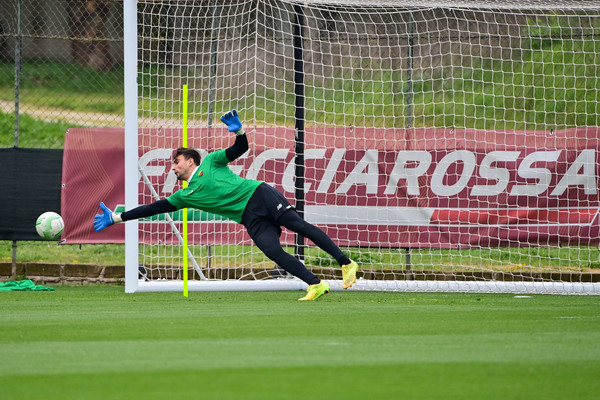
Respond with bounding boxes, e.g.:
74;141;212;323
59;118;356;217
248;209;350;285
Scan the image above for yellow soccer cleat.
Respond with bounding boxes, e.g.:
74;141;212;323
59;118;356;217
342;260;359;289
298;281;330;301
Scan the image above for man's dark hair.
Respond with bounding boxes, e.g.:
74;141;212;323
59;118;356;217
173;147;201;166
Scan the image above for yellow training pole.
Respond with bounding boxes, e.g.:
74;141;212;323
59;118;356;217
182;84;189;298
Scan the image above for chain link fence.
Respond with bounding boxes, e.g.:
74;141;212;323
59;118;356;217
3;1;598;150
0;0;125;149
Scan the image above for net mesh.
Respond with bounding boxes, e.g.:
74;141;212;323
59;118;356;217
134;0;600;293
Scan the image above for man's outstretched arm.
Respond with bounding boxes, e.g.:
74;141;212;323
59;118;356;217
93;199;177;232
225;133;248;162
221;109;248;162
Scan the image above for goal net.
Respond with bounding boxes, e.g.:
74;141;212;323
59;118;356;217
124;0;600;294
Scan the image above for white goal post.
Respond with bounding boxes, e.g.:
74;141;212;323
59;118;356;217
123;0;600;294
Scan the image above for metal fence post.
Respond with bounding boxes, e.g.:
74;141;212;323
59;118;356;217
14;0;22;148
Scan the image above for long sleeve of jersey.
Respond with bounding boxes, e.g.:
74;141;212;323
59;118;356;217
121;199;178;221
225;133;249;162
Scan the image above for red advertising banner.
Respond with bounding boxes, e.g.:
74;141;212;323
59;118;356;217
61;128;126;243
61;127;600;248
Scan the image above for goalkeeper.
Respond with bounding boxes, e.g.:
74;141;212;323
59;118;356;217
93;110;358;300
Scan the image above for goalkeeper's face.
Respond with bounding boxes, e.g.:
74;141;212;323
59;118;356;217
171;154;196;181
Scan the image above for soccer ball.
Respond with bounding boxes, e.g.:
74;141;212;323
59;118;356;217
35;212;65;240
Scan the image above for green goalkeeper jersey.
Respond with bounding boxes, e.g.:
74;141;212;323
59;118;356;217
167;149;262;223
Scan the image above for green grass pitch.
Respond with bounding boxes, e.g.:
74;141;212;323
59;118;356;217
1;285;599;400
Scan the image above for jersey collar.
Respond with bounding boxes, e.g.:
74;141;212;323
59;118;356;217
187;166;200;184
